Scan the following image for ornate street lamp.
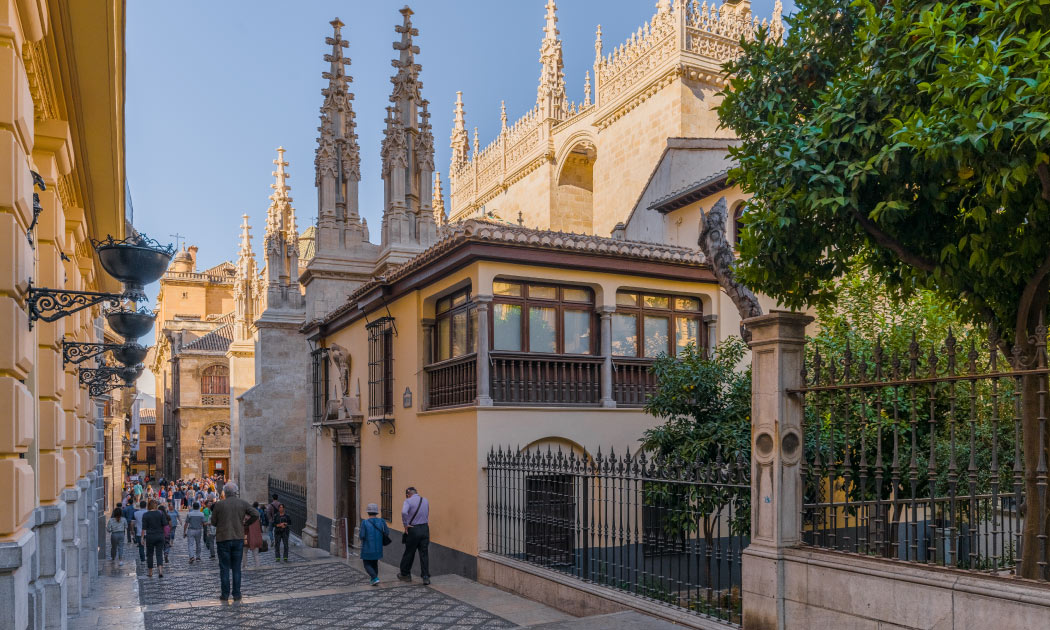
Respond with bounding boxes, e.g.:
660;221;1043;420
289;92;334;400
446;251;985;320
26;232;173;330
63;340;148;366
78;364;143;397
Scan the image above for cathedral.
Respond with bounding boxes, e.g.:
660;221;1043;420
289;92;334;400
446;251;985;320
163;0;784;575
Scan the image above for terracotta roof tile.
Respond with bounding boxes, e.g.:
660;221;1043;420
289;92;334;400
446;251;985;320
181;323;234;353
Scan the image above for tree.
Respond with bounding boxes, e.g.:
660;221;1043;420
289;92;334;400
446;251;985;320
718;0;1050;577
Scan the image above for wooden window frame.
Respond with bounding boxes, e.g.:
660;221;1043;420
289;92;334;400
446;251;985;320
201;365;229;395
613;291;704;358
491;281;596;355
433;288;476;362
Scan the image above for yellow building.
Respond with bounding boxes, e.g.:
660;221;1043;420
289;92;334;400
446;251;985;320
0;1;129;628
149;246;236;479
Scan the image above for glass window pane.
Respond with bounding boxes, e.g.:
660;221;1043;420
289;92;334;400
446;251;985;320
452;292;467;307
436;297;450;314
675;317;700;354
493;304;522;351
437;317;450;361
528;307;557;353
563;287;591;303
674;297;700;312
470;307;478;354
528;285;557;300
494;281;521;297
563;310;592;354
643;315;670;358
616;292;638;307
643;295;669;309
451;311;468;357
611;313;638;357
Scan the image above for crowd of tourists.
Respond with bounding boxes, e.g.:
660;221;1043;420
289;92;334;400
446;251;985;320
105;475;432;601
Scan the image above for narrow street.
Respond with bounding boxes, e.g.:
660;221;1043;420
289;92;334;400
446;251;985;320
69;540;579;630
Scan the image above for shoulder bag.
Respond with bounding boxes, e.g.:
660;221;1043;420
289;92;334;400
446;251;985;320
368;518;392;547
402;497;423;545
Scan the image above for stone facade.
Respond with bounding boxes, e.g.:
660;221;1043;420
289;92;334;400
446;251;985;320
0;2;127;628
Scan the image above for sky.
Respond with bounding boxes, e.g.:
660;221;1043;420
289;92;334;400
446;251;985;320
126;0;793;395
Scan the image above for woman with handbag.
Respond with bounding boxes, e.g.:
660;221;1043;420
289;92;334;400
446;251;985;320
242;501;264;568
359;503;391;586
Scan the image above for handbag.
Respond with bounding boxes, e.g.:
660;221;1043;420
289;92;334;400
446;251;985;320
260;539;269;552
368;519;392;546
402;496;423;544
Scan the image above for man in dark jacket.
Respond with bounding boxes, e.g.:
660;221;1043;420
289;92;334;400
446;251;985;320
209;481;257;602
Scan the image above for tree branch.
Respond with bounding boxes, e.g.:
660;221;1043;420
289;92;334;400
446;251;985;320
1037;163;1050;202
850;208;937;273
698;198;764;342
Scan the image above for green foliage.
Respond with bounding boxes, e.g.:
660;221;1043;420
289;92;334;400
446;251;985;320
642;339;751;463
718;0;1050;341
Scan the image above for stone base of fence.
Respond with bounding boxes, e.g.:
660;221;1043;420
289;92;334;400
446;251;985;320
744;546;1050;629
478;552;739;630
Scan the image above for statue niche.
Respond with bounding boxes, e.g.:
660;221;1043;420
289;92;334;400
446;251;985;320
327;344;360;419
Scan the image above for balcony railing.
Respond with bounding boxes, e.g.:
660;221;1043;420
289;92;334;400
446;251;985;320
425;353;477;409
200;394;230;406
490;352;603;406
612;358;657;407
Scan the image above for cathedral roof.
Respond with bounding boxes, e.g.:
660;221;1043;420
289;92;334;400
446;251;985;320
314;219;707;330
180;322;234;353
298;225;316;261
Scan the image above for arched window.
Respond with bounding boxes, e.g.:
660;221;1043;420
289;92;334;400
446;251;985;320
732;202;747;248
201;365;229;395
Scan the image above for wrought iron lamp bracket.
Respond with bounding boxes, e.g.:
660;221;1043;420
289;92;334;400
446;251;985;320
26;281;124;329
62;340;122;366
26;171;45;247
366;416;395;436
78;366;136;398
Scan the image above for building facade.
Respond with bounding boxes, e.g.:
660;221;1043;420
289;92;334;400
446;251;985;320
0;1;129;629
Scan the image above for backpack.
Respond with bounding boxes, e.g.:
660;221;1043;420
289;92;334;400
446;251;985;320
259;506;269;527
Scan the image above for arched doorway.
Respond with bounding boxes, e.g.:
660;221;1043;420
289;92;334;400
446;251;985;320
552;141;596;233
200;422;231;479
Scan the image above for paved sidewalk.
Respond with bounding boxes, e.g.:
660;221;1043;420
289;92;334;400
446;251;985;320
71;537;573;630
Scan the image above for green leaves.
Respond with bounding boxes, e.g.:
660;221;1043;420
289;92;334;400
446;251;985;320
718;0;1050;341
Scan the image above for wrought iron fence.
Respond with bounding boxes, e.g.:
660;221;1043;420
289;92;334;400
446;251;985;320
486;446;750;625
267;475;307;537
793;329;1049;580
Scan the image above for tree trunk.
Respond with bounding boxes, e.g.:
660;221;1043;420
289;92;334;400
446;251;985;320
1016;282;1049;580
698;197;763;341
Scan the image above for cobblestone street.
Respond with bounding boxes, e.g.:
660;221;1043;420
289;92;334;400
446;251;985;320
69;538;567;630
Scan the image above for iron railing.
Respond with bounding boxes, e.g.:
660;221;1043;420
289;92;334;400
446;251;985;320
425;353;477;409
486;446;750;625
267;475;307;537
490;353;602;405
793;329;1050;580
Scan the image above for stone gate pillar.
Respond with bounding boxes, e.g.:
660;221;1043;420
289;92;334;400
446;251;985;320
742;311;811;630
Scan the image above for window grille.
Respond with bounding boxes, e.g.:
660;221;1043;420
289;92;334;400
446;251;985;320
367;318;395;418
380;466;393;522
145;425;155;442
146;446;156;462
311;347;330;423
201;365;229;395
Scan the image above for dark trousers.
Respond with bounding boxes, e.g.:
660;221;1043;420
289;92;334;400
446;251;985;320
136;535;146;561
145;538;165;569
274;528;290;559
399;523;430;578
217;539;244;599
362;559;379;580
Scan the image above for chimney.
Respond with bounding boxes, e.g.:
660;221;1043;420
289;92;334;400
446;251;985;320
187;245;198;271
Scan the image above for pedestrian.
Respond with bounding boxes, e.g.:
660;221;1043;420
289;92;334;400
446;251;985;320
266;494;281;543
209;481;258;602
133;480;143;500
397;487;431;585
359;503;389;586
183;501;206;563
106;507;126;566
202;499;216;559
271;503;292;562
242;501;264;569
133;500;148;562
165;502;180;562
141;500;166;578
122;499;136;543
173;486;184;511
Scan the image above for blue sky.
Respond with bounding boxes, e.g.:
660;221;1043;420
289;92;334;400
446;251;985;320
127;0;793;394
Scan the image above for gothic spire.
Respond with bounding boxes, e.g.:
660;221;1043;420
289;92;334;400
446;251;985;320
234;214;258;341
537;0;565;119
500;100;507;132
450;91;469;172
316;16;361;234
433;171;446;227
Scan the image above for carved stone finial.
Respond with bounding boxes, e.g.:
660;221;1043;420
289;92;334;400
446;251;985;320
536;0;566;119
316;15;361;230
584;71;592;107
433;171;447;226
473;127;479;156
500;100;507;131
450;91;469;171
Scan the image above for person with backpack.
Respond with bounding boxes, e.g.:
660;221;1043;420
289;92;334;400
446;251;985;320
266;494;281;543
258;501;270;542
359;503;390;586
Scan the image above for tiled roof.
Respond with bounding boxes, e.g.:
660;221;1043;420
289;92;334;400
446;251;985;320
299;226;316;261
139;408;156;424
647;169;730;213
316;219;706;327
203;261;236;277
208;311;235;324
181;323;234;353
